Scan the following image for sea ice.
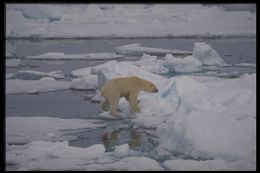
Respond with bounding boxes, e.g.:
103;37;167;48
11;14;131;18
26;52;124;60
115;43;192;56
12;70;65;80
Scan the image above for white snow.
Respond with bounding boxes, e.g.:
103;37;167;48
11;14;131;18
6;116;106;144
193;42;225;65
6;59;22;67
6;77;71;94
6;4;256;38
26;52;124;60
163;54;203;73
116;43;192;56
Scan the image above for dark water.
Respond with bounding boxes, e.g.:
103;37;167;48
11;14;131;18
5;38;256;153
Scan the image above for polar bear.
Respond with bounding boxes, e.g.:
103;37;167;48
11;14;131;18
100;76;158;117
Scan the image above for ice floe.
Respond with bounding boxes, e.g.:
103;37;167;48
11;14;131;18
116;43;192;56
26;52;124;60
71;75;98;90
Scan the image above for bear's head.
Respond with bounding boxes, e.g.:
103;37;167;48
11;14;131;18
143;82;159;93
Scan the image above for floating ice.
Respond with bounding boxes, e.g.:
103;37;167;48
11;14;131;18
116;43;192;56
26;52;124;60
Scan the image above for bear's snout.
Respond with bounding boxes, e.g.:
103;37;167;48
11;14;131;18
154;87;159;93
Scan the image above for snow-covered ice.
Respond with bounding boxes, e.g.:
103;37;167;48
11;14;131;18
26;52;124;60
116;43;192;56
70;66;92;78
234;63;256;68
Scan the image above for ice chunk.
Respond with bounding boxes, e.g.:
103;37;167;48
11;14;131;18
6;116;106;144
163;54;203;73
26;52;124;60
192;42;225;65
71;75;98;90
115;43;192;56
133;54;168;74
6;78;71;94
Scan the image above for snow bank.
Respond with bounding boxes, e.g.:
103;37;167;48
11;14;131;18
156;74;256;166
71;75;98;90
26;52;124;60
6;77;71;94
193;42;225;65
163;54;203;73
6;116;106;144
116;43;192;56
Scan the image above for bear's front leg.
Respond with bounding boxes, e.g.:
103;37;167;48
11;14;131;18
108;95;120;117
129;92;140;113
